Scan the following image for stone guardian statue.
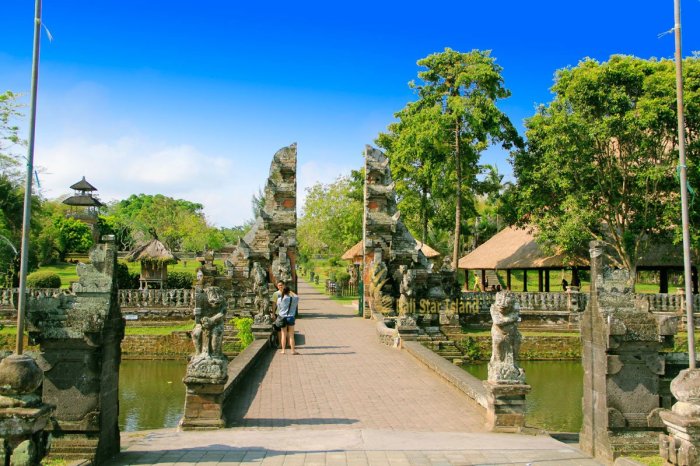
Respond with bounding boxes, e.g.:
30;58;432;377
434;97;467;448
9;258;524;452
487;291;525;384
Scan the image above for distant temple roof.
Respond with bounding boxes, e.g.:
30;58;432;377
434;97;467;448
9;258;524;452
69;176;98;192
125;238;179;264
63;176;103;207
341;239;441;261
63;194;103;207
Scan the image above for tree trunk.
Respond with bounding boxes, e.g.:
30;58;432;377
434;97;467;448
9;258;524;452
453;118;462;268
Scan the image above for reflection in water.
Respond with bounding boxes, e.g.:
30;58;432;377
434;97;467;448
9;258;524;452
463;360;583;432
119;360;187;432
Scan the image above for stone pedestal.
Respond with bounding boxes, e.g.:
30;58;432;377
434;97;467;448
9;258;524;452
659;368;700;465
0;405;53;466
483;381;530;432
252;322;273;340
396;314;419;342
0;354;54;466
180;382;226;430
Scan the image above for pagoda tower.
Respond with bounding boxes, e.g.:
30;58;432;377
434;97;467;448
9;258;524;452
62;176;103;242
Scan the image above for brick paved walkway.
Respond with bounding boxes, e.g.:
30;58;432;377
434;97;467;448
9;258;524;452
223;280;485;432
107;279;601;465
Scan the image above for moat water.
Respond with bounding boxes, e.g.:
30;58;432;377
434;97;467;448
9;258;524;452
118;359;583;433
463;360;583;432
119;360;187;432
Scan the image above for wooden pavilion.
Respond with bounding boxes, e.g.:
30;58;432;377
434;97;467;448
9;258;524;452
341;239;442;265
458;226;585;292
458;226;697;293
125;238;179;289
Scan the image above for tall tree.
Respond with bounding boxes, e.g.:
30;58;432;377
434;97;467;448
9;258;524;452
380;48;521;266
509;55;700;285
298;175;363;260
103;194;213;252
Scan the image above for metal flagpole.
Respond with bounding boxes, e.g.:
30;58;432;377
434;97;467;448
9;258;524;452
15;0;43;355
673;0;696;369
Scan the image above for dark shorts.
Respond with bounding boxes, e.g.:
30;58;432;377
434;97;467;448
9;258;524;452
283;316;295;326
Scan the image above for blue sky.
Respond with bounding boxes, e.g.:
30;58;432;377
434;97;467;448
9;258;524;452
3;1;700;227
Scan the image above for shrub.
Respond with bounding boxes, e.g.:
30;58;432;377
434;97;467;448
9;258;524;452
232;317;254;349
26;270;61;288
335;270;351;285
462;337;483;361
116;262;140;289
166;271;195;289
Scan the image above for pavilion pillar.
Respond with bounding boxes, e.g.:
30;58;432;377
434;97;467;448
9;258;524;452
660;268;669;294
481;270;487;290
545;270;550;292
522;270;528;292
538;269;543;292
506;270;512;291
572;267;580;288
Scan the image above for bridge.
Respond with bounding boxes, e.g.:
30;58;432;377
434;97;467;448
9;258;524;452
106;279;601;465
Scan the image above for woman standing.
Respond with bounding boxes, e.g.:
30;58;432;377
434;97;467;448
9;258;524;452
276;285;298;354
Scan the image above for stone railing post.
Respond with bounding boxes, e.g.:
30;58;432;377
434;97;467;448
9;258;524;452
483;292;530;432
659;369;700;465
180;286;229;430
0;354;54;465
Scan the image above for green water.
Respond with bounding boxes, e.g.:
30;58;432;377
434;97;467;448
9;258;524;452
119;360;187;432
118;359;583;433
463;360;583;432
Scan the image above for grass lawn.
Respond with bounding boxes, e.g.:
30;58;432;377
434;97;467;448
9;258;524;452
37;259;227;288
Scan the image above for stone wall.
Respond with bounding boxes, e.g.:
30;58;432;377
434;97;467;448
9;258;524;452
451;335;582;361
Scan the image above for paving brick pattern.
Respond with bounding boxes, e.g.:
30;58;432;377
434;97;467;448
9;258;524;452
224;280;485;432
106;279;602;465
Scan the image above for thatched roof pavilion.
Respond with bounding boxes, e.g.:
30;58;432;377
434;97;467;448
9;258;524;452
341;239;441;265
458;226;695;293
125;239;179;289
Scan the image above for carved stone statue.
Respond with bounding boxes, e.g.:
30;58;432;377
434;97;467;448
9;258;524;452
251;262;270;316
185;285;228;384
487;292;525;384
368;253;393;314
397;265;415;317
272;246;292;285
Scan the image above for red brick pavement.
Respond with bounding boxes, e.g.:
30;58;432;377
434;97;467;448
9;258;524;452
224;279;486;432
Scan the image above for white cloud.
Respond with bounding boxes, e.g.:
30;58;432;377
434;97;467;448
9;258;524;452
35;135;261;227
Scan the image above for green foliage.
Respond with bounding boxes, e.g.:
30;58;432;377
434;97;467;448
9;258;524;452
462;337;482;361
26;270;61;288
510;55;700;279
102;194;225;253
378;48;521;264
115;262;140;289
232;317;254;349
166;271;195;289
335;270;350;285
36;212;94;263
298;175;362;259
124;324;192;335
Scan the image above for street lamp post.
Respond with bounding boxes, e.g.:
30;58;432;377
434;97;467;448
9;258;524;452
15;0;43;355
673;0;696;369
